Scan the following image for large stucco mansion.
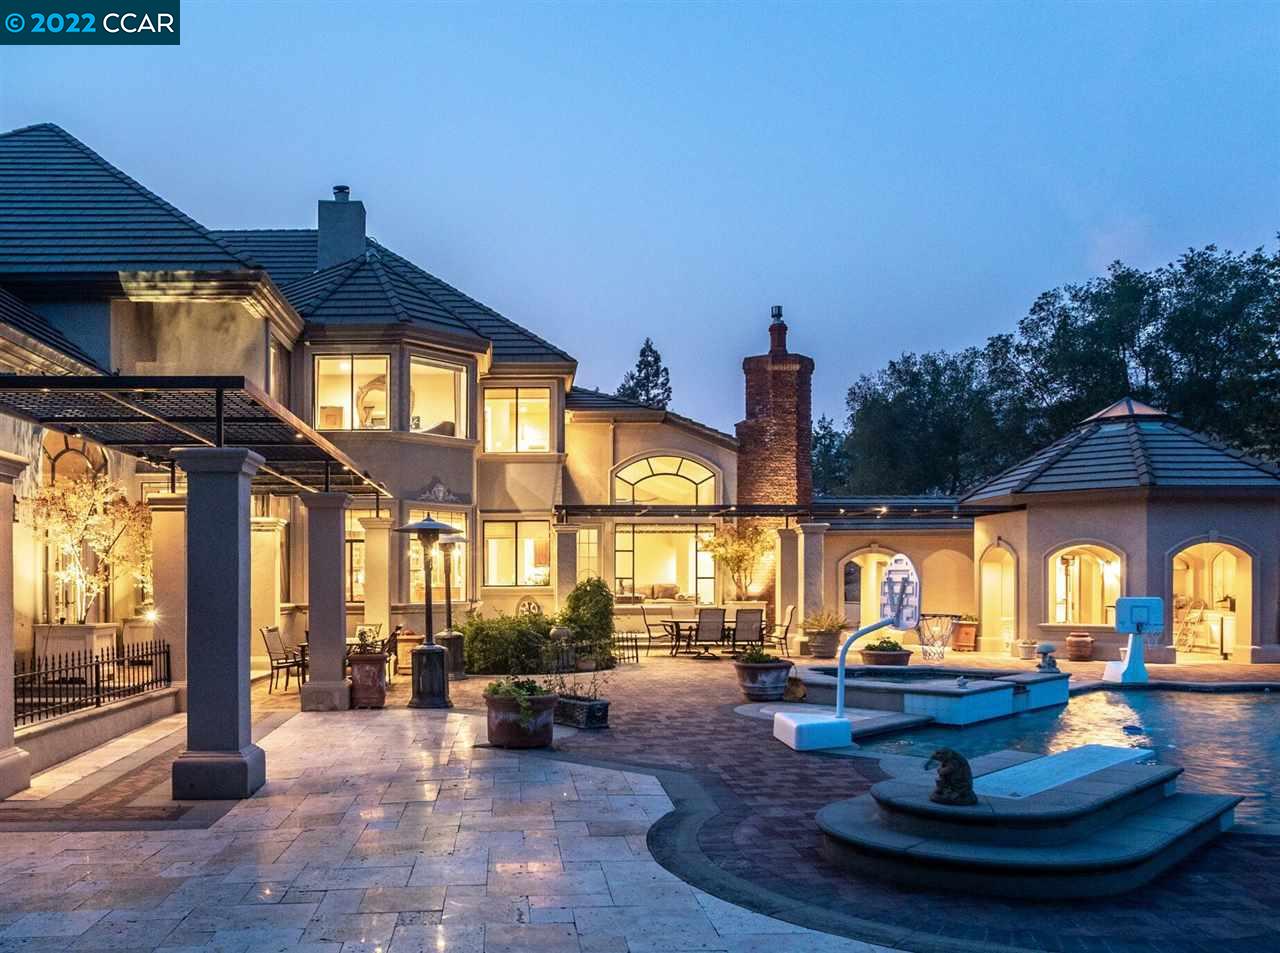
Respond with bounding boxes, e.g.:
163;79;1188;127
0;119;1276;766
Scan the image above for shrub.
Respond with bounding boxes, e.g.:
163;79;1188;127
864;636;905;652
803;610;846;634
463;613;553;674
558;577;615;662
736;645;780;664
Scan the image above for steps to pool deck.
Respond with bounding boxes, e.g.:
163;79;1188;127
817;745;1241;899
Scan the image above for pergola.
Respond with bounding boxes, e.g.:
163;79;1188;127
0;376;388;801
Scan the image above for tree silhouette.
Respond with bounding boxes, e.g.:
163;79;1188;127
616;337;672;409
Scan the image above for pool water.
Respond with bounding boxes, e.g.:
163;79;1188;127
862;690;1280;825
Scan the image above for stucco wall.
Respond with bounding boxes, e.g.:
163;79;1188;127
111;299;268;387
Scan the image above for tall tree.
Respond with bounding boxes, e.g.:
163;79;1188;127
811;415;849;496
616;338;673;409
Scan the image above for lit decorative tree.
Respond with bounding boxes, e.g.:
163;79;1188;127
702;523;770;600
30;473;152;624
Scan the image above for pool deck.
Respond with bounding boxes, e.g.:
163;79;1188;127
0;654;1277;952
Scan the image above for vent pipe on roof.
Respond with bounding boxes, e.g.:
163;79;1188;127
318;185;365;269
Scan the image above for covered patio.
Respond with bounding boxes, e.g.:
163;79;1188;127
0;375;391;800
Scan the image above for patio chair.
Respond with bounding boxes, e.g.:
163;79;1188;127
730;608;764;652
639;604;670;656
262;626;302;693
764;605;795;658
685;607;726;658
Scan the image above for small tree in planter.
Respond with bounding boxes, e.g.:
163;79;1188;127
702;523;770;601
484;677;557;748
803;610;846;658
732;645;793;701
30;473;151;625
348;628;388;708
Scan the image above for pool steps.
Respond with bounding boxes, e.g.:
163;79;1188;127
817;745;1241;898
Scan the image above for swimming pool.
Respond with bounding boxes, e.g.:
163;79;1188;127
862;689;1280;826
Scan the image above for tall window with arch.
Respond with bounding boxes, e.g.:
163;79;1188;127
1049;544;1121;625
612;455;717;506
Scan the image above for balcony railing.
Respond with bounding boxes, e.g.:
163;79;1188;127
14;641;171;728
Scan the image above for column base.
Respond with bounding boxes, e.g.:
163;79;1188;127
301;679;351;711
171;680;189;712
0;745;31;799
172;745;265;800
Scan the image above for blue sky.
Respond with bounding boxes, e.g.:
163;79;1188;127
2;1;1276;430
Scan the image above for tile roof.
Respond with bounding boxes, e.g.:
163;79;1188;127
0;285;106;371
960;398;1280;502
215;229;575;365
566;386;737;446
0;123;252;273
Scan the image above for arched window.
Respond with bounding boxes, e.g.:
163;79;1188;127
613;455;717;506
41;431;107;485
1048;544;1121;625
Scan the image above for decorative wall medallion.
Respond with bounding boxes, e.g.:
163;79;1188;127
415;477;462;504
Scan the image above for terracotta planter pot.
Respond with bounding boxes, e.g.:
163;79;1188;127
952;622;978;652
348;652;387;708
485;692;557;748
1066;633;1094;661
859;649;913;666
732;659;794;701
807;630;840;659
554;695;610;729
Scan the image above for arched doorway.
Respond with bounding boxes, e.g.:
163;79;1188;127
840;550;891;626
979;544;1017;653
1171;541;1252;659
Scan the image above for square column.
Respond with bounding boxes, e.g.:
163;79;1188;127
171;448;265;800
554;525;579;609
301;492;351;711
250;516;286;670
774;526;799;624
0;451;31;798
796;522;829;627
147;493;188;707
359;516;393;635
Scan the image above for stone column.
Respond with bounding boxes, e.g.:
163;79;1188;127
147;493;188;708
359;516;393;635
774;526;799;627
796;522;829;628
0;451;31;798
171;447;265;800
300;492;350;711
250;516;286;670
554;525;578;609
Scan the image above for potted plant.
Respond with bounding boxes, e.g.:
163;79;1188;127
1065;631;1094;661
859;636;913;666
348;628;388;708
548;651;612;729
952;614;979;651
557;577;617;672
732;645;793;701
1017;638;1039;660
484;677;557;748
30;473;151;658
803;610;846;658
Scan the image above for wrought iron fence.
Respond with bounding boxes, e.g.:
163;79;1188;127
14;640;171;728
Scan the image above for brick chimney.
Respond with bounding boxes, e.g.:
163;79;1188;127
317;185;366;270
735;305;814;506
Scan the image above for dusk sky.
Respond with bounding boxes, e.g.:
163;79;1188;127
2;1;1276;431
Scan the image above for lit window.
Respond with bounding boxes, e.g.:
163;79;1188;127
614;523;715;604
1049;544;1121;625
314;355;389;430
484;521;551;587
410;358;467;437
344;508;375;602
613;455;716;505
483;387;550;452
576;527;600;581
408;508;467;602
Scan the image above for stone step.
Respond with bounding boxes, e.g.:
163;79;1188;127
871;756;1184;846
818;790;1241;899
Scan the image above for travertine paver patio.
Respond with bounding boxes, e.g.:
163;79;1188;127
0;702;898;953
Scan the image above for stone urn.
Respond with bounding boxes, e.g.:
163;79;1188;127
1017;640;1039;661
348;651;387;708
1066;633;1094;661
806;630;840;659
732;658;794;701
485;691;557;748
859;649;913;666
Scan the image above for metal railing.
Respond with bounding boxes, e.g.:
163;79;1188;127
14;640;171;728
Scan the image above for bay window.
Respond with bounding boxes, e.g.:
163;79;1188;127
410;358;467;437
314;354;389;430
484;520;551;587
484;387;550;452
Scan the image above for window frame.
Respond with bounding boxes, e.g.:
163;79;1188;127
406;506;468;603
313;352;391;432
1047;543;1123;626
613;522;716;605
483;519;552;588
482;386;553;453
612;454;718;506
408;355;469;439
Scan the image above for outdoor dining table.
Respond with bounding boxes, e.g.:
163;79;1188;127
666;612;739;659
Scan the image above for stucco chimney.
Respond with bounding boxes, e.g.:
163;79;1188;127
735;305;814;506
317;185;366;270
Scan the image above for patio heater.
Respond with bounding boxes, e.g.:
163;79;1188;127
436;533;467;680
395;516;457;709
